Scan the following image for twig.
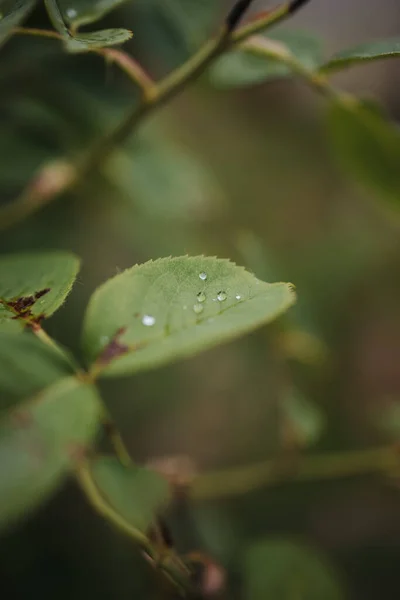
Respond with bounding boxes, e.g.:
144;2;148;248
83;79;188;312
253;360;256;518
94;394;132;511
1;0;312;230
192;444;400;501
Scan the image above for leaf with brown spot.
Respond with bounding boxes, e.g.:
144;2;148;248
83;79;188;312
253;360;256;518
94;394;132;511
0;252;80;332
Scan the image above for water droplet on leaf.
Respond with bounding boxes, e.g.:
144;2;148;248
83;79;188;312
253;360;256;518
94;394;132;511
199;272;207;281
197;291;206;303
193;304;204;315
217;291;227;302
66;7;78;18
235;294;242;300
142;314;156;326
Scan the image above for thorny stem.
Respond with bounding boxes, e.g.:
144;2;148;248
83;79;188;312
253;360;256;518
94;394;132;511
192;444;400;501
0;0;313;230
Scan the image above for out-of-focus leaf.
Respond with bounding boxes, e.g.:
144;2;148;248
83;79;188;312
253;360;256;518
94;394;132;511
65;28;132;52
82;256;295;377
244;539;345;600
0;332;73;411
106;127;225;222
59;0;130;29
44;0;131;52
0;0;37;47
321;38;400;73
0;376;100;531
327;100;400;206
209;31;323;89
89;457;171;532
281;388;325;447
0;251;80;331
154;0;222;51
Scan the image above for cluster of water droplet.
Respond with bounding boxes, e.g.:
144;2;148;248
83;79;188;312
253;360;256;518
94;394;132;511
140;271;242;327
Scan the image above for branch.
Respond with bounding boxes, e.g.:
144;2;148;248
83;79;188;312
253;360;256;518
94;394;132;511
192;444;400;501
0;0;312;230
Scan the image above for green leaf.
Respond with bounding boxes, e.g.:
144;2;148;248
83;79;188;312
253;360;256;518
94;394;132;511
106;126;224;222
0;376;100;531
59;0;130;29
0;251;80;331
65;28;132;52
282;389;325;447
209;31;323;89
0;332;73;411
244;539;345;600
154;0;221;51
327;100;400;205
89;457;171;532
82;256;295;377
0;0;37;47
44;0;131;53
321;37;400;73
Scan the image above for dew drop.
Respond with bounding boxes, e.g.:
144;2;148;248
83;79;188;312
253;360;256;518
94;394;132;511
142;314;156;326
66;7;78;18
197;291;206;303
217;291;227;302
235;294;242;300
193;303;204;315
199;272;207;281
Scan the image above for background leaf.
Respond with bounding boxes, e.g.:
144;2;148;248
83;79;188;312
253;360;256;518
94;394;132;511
0;251;80;331
321;38;400;73
244;538;345;600
0;376;100;531
82;256;295;377
105;126;225;222
89;457;171;533
281;388;325;447
59;0;130;29
0;332;73;411
326;100;400;206
209;31;323;89
0;0;37;47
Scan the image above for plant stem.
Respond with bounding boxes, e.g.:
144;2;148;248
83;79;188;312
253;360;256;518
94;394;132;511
192;444;400;501
0;0;312;230
12;27;155;97
76;462;194;594
76;461;152;548
100;407;132;467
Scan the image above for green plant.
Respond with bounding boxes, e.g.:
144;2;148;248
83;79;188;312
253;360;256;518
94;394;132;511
1;0;400;597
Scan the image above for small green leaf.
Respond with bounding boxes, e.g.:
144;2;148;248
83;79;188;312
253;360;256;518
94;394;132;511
0;251;80;331
89;457;171;532
0;332;73;411
282;389;325;447
209;31;323;89
59;0;130;29
245;539;345;600
65;28;132;52
321;37;400;73
327;99;400;205
0;376;100;531
0;0;37;47
82;256;295;377
44;0;131;53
